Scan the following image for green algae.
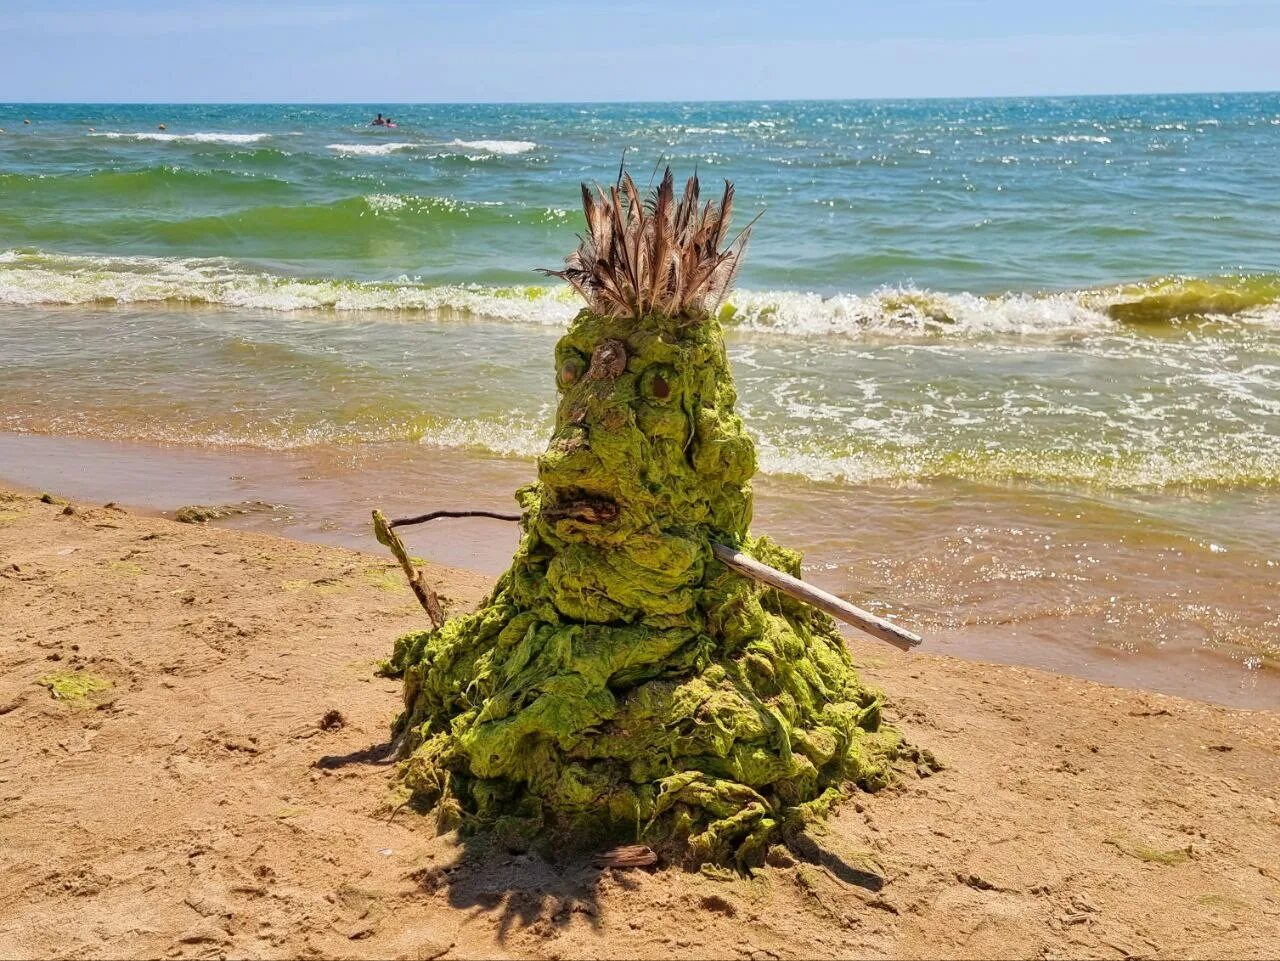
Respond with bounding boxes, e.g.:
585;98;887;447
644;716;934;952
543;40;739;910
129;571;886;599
282;576;346;593
1127;844;1192;865
1198;892;1249;910
387;309;896;867
173;504;232;524
1107;837;1194;865
38;670;112;702
362;566;404;591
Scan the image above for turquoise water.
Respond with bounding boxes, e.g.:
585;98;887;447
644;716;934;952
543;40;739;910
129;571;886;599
3;96;1280;290
3;95;1280;489
1;96;1277;701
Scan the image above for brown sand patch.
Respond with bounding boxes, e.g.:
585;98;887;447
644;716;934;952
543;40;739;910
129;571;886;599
1;489;1277;959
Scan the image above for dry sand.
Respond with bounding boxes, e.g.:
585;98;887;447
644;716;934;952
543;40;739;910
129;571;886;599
1;487;1278;960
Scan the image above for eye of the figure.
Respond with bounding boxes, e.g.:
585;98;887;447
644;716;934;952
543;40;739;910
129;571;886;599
559;354;586;387
644;366;674;402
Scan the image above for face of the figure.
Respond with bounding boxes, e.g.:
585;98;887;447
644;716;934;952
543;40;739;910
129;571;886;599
538;312;754;538
520;311;756;623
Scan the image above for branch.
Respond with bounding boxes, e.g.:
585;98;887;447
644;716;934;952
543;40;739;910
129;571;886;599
389;509;521;529
381;508;921;652
372;509;445;629
709;543;921;652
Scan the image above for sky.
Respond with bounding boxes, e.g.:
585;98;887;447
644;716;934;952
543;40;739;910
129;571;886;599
5;0;1280;103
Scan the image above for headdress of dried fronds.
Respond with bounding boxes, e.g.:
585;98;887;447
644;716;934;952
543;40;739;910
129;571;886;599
541;167;756;320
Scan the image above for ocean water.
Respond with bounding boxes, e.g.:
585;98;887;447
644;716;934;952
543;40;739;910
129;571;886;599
1;96;1277;705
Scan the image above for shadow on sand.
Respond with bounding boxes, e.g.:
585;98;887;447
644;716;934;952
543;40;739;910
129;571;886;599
314;738;398;770
411;835;615;942
405;829;885;943
312;740;886;942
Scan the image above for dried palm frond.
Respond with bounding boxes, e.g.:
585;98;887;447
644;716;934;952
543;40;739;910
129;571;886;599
540;167;757;320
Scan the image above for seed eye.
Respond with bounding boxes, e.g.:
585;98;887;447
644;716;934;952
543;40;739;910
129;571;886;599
558;355;586;388
644;366;675;402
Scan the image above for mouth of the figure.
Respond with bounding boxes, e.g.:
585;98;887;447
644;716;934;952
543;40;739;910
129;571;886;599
541;492;620;525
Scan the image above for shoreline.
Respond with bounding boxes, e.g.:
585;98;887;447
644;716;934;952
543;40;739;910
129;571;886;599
2;428;1276;711
1;486;1277;958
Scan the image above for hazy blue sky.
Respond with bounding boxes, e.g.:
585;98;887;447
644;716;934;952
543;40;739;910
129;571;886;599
6;0;1280;102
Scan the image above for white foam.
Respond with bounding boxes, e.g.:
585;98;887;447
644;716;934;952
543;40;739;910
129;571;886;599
326;142;417;156
90;131;272;144
5;249;1277;341
724;288;1114;338
418;414;548;458
445;138;536;155
0;250;579;324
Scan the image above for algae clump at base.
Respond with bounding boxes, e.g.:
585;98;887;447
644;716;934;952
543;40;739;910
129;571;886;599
384;172;898;867
39;670;112;702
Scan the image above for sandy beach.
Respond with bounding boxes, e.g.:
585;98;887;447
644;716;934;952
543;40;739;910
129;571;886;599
2;486;1277;960
7;16;1280;961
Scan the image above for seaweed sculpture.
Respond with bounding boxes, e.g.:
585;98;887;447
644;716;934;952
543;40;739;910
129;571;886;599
380;170;914;867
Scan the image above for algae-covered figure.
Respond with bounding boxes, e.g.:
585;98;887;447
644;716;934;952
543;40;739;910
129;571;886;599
386;170;898;867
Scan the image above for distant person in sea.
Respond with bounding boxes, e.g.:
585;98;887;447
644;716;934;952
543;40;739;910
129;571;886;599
372;113;385;126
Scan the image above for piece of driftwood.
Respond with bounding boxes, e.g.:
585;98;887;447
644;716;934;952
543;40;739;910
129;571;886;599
709;542;921;652
594;844;658;869
388;509;521;530
384;508;921;652
372;509;445;629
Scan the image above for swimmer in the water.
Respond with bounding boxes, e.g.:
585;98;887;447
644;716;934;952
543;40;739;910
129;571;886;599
372;113;385;126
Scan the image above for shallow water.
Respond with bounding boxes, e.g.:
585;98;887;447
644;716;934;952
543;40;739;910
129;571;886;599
1;96;1278;707
2;432;1274;709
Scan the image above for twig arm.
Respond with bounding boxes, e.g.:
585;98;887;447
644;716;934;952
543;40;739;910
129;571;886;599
389;509;521;529
373;509;446;629
382;507;922;651
710;542;921;652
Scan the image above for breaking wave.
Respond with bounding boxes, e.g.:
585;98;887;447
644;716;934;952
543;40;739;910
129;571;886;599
3;250;1279;337
0;249;578;323
88;131;275;144
326;142;418;156
446;138;537;155
323;139;537;158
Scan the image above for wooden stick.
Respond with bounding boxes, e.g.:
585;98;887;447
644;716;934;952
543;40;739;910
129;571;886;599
710;542;921;652
389;509;520;529
385;509;922;652
372;509;445;629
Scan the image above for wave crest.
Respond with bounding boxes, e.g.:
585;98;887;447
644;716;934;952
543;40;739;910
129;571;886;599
446;138;537;155
326;142;417;156
3;250;1279;337
0;249;577;322
89;131;274;144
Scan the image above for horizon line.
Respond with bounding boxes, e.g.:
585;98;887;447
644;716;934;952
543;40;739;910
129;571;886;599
4;88;1280;109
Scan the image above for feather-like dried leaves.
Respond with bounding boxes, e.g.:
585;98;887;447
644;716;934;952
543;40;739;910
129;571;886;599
540;167;753;320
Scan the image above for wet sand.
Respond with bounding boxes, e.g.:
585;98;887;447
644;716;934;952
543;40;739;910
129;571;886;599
2;430;1276;709
1;488;1278;959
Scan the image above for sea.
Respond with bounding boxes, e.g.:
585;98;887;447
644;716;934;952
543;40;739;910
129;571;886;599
1;95;1277;706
